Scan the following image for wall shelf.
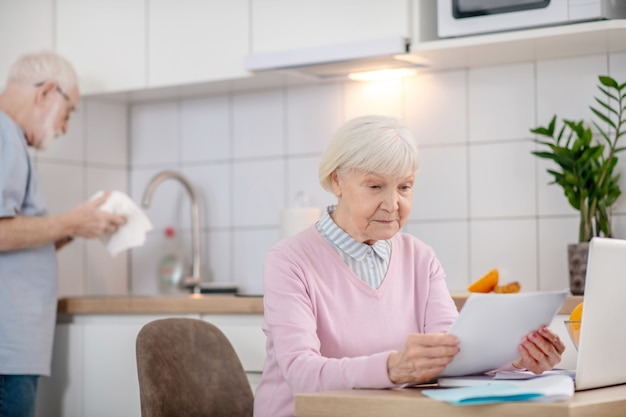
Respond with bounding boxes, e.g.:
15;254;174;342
407;19;626;70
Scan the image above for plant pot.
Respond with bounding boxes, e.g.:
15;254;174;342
567;242;589;295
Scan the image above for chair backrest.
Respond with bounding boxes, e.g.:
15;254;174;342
136;317;254;417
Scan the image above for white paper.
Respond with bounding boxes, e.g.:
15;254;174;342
439;290;568;377
91;190;154;256
493;369;576;380
427;374;574;405
438;369;576;388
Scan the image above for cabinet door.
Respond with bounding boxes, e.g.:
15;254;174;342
55;0;146;95
148;0;249;87
82;318;146;417
0;0;54;86
202;314;266;372
251;0;410;54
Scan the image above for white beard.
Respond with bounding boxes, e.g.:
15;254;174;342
36;101;63;151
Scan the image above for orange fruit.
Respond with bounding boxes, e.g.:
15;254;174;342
569;302;583;322
569;302;583;332
493;281;521;293
468;269;499;293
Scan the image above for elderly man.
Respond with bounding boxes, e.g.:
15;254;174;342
0;51;125;417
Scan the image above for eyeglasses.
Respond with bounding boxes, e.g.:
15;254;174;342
34;81;73;106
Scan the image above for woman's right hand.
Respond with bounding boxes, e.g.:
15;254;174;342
387;333;460;385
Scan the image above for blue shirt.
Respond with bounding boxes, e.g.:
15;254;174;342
316;206;391;288
0;110;58;376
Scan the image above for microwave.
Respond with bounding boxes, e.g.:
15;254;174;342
437;0;626;38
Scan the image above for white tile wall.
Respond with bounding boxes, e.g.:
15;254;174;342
469;141;537;218
205;230;232;284
181;96;231;163
36;52;626;297
468;62;535;143
536;55;607;125
286;83;343;155
343;79;403;120
538;217;579;291
233;228;281;295
130;102;179;165
411;145;468;221
233;159;285;227
404;69;467;146
403;221;469;293
36;162;87;296
233;90;285;159
85;100;128;165
37;163;85;214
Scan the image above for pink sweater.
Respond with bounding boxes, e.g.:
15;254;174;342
253;226;458;417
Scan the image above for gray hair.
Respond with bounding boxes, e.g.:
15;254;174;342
7;50;78;91
319;115;419;192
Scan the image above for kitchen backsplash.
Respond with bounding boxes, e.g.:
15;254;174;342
37;51;626;296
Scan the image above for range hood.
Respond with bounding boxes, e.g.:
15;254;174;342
243;36;425;80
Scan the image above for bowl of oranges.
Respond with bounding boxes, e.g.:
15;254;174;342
565;302;583;350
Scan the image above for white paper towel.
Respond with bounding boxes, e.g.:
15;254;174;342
91;190;154;256
281;207;321;238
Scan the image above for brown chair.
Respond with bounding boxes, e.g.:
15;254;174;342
136;317;254;417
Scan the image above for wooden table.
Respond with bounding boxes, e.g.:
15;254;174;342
295;383;626;417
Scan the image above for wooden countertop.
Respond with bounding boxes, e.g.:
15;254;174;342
57;294;583;315
294;383;626;417
57;294;265;315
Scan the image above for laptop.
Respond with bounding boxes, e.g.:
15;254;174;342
439;237;626;391
574;237;626;390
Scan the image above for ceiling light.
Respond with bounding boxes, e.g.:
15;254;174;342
348;68;418;82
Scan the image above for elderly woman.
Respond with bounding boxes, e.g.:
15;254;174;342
253;115;564;417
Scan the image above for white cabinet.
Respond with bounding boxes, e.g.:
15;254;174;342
55;0;146;95
36;313;266;417
201;314;266;391
251;0;411;54
147;0;249;88
0;0;54;87
81;317;151;417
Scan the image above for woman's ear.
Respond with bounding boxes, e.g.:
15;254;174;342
330;171;342;197
34;80;56;106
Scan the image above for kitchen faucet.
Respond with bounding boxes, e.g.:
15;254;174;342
142;170;202;291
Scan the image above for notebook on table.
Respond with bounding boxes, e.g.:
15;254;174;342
438;237;626;392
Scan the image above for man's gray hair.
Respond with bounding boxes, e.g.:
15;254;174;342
7;50;78;91
319;115;419;192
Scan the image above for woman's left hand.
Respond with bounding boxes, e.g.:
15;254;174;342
513;327;566;374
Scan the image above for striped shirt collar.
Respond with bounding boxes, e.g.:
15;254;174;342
317;205;391;262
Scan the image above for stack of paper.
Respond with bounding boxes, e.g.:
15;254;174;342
423;375;574;405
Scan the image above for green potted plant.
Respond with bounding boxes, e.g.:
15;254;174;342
530;75;626;295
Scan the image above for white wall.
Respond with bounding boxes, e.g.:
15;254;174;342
40;51;626;297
